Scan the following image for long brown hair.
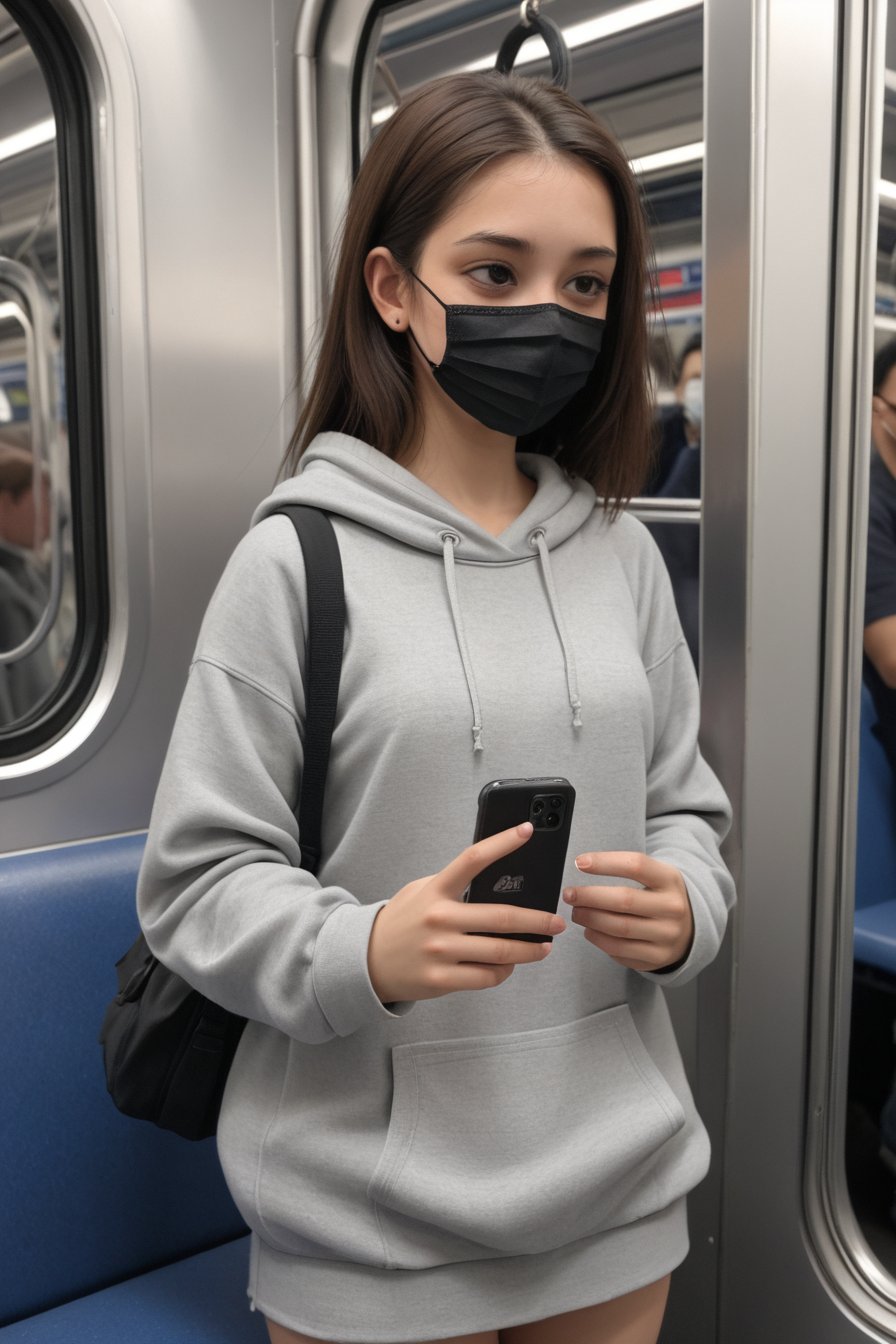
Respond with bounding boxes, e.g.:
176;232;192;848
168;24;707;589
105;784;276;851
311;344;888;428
283;72;655;510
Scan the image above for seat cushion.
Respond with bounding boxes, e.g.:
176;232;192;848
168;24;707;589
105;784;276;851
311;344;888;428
856;683;896;916
855;900;896;977
0;1237;267;1342
0;835;247;1323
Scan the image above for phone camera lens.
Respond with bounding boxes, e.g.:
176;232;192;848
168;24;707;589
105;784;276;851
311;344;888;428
546;813;559;828
531;800;545;815
549;796;562;809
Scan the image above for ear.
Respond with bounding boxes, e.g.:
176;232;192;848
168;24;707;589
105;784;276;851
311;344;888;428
364;247;410;332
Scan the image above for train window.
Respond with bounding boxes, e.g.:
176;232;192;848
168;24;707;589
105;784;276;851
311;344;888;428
845;0;896;1284
363;0;704;667
0;1;104;758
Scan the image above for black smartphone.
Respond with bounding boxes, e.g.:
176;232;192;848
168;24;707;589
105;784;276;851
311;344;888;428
464;777;576;942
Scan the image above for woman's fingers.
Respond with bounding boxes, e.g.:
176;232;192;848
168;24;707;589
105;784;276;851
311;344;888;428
368;821;566;1004
573;850;680;889
583;926;676;970
568;901;678;939
565;850;694;971
439;821;535;897
444;963;517;991
455;901;565;940
562;883;675;920
436;821;566;942
455;933;554;966
581;930;658;973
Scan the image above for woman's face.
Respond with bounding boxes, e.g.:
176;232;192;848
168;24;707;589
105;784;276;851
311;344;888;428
406;152;617;365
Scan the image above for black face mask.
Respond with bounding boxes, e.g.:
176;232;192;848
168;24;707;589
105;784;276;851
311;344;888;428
406;271;605;438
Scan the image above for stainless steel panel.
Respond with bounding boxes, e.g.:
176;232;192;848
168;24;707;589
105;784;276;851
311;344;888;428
710;0;886;1337
1;0;301;847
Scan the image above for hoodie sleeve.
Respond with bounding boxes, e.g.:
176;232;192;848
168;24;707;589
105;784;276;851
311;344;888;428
632;531;736;987
137;516;413;1042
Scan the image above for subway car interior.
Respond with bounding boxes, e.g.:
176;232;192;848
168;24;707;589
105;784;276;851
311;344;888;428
2;0;896;1340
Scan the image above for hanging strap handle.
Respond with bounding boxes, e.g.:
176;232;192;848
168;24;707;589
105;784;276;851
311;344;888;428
495;0;571;90
270;506;345;876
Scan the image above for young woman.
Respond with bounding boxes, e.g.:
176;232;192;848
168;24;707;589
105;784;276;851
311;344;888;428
137;71;735;1344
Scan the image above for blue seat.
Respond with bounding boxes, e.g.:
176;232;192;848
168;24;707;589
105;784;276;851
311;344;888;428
0;1239;266;1342
0;834;257;1337
855;684;896;976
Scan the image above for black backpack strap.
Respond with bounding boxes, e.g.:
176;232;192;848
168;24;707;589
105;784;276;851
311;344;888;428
269;506;345;876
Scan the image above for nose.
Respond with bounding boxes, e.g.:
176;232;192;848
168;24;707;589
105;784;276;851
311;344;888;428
528;285;564;307
508;275;563;308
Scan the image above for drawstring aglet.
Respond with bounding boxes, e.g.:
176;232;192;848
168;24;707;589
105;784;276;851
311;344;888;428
472;724;484;752
571;698;583;729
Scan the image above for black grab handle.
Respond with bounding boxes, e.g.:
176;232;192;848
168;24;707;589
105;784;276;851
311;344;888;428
495;1;571;90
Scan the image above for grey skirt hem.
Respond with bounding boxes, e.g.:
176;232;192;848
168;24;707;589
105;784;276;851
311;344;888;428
248;1199;688;1343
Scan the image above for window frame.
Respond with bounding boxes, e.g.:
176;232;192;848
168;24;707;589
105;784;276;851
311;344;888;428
0;0;107;761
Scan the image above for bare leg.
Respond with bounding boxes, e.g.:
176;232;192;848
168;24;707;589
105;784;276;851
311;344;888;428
265;1319;499;1344
499;1274;671;1344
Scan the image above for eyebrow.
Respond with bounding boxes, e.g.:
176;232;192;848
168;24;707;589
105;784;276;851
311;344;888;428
453;231;617;261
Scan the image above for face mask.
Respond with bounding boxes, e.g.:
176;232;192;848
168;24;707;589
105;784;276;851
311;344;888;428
682;376;703;435
405;272;605;438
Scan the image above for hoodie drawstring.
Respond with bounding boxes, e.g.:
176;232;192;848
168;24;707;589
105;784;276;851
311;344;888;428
440;527;583;753
440;531;484;752
530;529;583;729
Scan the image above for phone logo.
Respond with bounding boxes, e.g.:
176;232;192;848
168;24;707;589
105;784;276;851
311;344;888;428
494;875;524;893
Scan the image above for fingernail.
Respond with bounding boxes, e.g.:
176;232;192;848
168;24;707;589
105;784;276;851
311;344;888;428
550;915;566;932
574;855;590;871
538;942;552;955
517;822;533;838
562;889;574;904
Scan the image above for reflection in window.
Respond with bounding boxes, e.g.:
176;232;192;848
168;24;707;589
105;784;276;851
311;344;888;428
846;0;896;1279
0;4;75;730
366;0;703;664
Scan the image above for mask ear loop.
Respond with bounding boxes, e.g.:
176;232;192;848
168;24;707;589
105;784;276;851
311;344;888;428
394;267;445;370
494;0;571;91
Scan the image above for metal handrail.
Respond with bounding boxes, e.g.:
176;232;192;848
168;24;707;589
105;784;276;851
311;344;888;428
629;495;701;525
0;256;64;667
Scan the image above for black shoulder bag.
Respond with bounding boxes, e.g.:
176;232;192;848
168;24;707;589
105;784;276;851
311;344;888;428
98;506;345;1140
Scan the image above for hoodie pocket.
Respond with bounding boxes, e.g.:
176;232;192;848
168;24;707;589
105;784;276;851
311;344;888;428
368;1005;687;1265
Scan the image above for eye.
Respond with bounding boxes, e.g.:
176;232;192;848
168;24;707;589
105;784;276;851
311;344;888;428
467;263;516;288
567;274;610;298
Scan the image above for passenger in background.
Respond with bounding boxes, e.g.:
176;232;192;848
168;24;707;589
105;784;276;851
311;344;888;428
647;331;701;495
866;338;896;779
649;333;702;667
865;338;896;1220
0;443;55;724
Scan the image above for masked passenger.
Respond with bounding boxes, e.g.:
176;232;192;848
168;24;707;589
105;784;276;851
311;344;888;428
137;72;735;1344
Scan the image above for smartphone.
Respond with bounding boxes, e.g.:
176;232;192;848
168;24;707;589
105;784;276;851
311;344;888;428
464;777;576;942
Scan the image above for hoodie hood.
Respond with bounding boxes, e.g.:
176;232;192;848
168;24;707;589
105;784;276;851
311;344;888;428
251;432;597;561
251;433;598;750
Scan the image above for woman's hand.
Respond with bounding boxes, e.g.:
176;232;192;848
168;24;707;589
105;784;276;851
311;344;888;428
562;852;693;973
367;822;567;1004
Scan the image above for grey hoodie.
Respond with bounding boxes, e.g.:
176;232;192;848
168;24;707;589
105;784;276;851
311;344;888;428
137;433;734;1340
